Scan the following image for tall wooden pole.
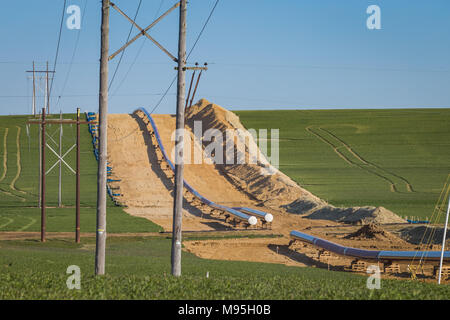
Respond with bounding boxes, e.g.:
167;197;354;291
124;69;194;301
41;108;46;242
46;61;49;114
95;0;109;275
171;0;187;277
76;108;81;243
38;111;42;207
32;62;36;116
58;111;63;207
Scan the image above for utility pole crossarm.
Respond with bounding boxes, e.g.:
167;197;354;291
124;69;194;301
27;119;92;124
25;70;56;73
175;66;208;71
110;2;177;62
108;1;180;62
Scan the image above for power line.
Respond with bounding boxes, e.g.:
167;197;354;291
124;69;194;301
0;92;175;98
108;0;143;91
55;0;89;110
48;0;68;103
111;0;165;97
149;0;220;114
187;0;220;60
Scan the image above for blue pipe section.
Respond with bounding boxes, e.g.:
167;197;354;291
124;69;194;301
290;230;450;262
407;219;430;224
135;108;258;225
86;112;121;204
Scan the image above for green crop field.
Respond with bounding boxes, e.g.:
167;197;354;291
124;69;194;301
1;110;449;300
0;114;161;233
1;236;449;299
236;108;450;222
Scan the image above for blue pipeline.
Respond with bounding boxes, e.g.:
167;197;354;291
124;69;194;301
290;230;450;262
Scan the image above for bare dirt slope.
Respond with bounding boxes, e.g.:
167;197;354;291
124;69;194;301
108;114;224;231
107;113;277;232
153;114;256;209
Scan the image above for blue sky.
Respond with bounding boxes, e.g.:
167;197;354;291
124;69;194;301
0;0;449;115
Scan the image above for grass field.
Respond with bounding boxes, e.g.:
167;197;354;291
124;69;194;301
1;110;449;300
1;236;449;299
0;114;161;233
236;108;450;222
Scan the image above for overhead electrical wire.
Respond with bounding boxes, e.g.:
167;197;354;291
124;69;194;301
149;0;220;114
108;0;143;91
186;0;220;60
48;0;68;102
110;0;165;98
55;0;89;110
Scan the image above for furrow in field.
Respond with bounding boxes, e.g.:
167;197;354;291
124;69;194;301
306;127;355;166
17;217;36;231
307;126;413;193
320;127;415;192
0;127;27;202
0;217;13;229
0;128;8;182
10;126;27;195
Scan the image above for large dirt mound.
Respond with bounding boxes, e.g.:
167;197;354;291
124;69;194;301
185;99;326;210
185;99;406;225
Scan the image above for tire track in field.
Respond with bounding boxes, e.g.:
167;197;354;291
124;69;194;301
17;217;37;231
0;127;26;201
0;128;8;182
10;126;27;195
306;127;355;166
320;128;415;192
307;126;413;193
0;217;14;229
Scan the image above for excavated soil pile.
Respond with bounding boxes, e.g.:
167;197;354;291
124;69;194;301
303;205;405;225
185;99;405;225
344;223;398;241
185;99;323;210
400;225;450;245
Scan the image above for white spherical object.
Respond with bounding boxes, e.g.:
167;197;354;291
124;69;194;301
264;214;273;223
248;216;258;225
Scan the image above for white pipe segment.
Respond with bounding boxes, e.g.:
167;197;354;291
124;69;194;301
248;216;258;225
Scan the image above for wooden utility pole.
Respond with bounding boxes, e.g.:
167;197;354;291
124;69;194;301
38;112;42;207
95;0;110;275
58;111;63;207
76;108;81;243
171;0;187;277
41;108;46;242
28;111;93;244
46;61;50;114
32;62;36;116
